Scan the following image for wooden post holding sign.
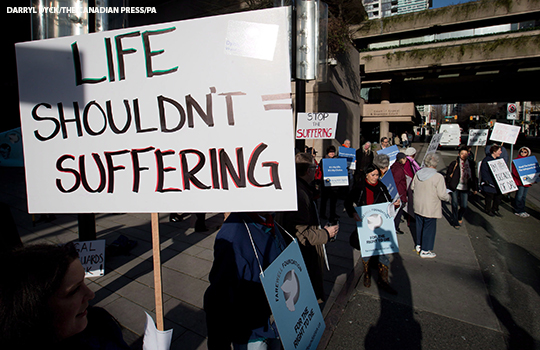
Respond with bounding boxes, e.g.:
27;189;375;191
151;213;164;331
16;7;296;334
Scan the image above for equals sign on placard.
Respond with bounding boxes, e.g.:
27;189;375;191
261;93;292;111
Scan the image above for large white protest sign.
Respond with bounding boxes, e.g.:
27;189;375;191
468;129;489;146
421;133;442;166
16;8;296;214
296;113;338;139
487;158;518;194
490;122;521;145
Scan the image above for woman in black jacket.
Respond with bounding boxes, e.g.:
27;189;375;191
445;146;478;228
345;164;399;294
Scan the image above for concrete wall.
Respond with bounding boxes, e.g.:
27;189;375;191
293;44;363;159
351;0;540;40
360;29;540;74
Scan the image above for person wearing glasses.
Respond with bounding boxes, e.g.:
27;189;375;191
375;137;390;151
512;146;533;218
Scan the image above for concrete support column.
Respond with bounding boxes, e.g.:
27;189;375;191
380;120;389;143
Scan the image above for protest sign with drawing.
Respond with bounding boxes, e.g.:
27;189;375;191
16;7;296;214
468;129;489;146
296;113;338;140
355;202;399;258
513;156;540;185
488;158;518;194
261;240;325;350
490;122;521;145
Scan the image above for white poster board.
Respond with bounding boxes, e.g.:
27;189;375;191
468;129;489;146
74;240;105;277
490;122;520;145
16;7;296;214
487;158;518;194
296;113;338;139
421;133;442;166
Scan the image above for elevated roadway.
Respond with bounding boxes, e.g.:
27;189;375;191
351;0;540;105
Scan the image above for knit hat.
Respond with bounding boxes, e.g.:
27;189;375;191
404;147;416;156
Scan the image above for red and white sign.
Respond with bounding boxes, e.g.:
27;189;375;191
16;8;297;214
296;112;338;139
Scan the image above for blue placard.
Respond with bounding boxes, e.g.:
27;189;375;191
380;170;398;200
261;240;326;350
322;158;349;187
513;156;540;185
376;145;400;165
355;202;399;258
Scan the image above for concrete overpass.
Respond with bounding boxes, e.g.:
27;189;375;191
351;0;540;105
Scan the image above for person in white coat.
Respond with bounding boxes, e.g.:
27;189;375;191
411;153;451;258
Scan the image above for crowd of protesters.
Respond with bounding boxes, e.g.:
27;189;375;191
3;134;536;350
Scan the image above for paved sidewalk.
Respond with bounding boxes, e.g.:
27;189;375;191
5;141;532;349
0;163;362;349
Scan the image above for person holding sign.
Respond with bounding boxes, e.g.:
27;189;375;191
0;243;129;350
204;212;286;349
445;146;479;229
411;154;451;258
345;164;400;294
390;153;409;234
319;145;340;221
480;145;504;217
512;147;533;218
276;153;339;303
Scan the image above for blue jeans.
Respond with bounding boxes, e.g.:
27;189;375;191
415;215;437;251
514;186;529;213
451;190;469;225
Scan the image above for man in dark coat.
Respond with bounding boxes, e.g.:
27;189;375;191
446;146;478;228
276;152;338;302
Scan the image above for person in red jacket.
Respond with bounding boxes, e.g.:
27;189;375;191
512;146;533;218
390;152;408;234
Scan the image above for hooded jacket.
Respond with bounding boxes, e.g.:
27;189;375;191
411;167;450;218
512;146;532;188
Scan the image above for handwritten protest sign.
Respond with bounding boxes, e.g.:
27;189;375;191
468;129;489;146
490;122;520;144
16;7;296;214
355;202;399;258
322;158;348;187
376;145;399;166
261;240;325;350
74;240;105;277
296;113;338;139
488;158;518;194
421;133;442;166
513;156;540;185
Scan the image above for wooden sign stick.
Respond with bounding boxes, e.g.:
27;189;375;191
151;213;164;331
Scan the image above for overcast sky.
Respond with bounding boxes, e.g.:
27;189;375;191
432;0;476;9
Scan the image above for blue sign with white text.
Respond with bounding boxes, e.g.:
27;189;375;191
513;156;540;185
376;145;399;165
322;158;349;187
